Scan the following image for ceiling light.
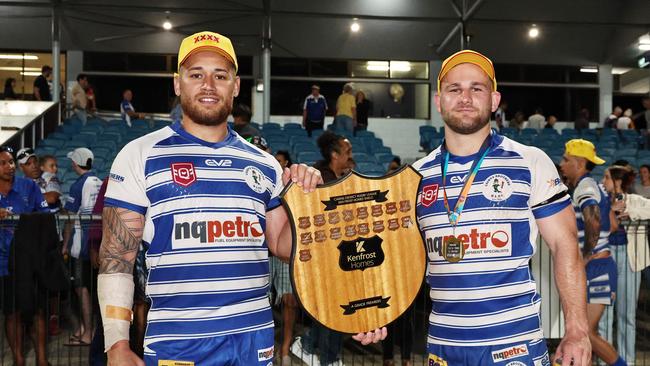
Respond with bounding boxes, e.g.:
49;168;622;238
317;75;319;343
528;25;539;39
350;18;360;33
579;66;598;73
163;17;172;30
0;54;38;60
366;61;388;71
390;61;411;72
20;72;42;76
639;43;650;51
0;67;40;72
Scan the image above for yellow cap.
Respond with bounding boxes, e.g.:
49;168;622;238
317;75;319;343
437;49;496;92
565;139;605;165
177;31;238;73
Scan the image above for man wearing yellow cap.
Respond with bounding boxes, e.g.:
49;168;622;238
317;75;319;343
96;31;330;365
412;50;591;366
560;139;627;366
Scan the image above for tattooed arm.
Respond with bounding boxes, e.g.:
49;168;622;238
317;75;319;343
581;204;600;258
99;206;146;365
99;207;145;274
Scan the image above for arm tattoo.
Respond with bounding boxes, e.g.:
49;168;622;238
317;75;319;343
99;207;145;274
581;205;600;257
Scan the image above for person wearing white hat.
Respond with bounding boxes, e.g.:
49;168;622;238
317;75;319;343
63;147;103;347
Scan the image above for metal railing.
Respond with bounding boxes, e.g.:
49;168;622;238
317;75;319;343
0;214;647;365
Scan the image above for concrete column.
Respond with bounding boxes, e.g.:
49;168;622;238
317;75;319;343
51;3;61;103
598;64;613;126
429;60;443;128
262;0;271;123
66;50;83;94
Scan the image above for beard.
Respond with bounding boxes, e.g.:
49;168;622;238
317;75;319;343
441;105;491;135
180;92;231;126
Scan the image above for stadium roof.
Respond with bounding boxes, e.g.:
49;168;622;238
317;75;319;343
0;0;649;66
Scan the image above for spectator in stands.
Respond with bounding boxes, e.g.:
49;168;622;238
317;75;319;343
495;101;508;129
633;164;650;198
334;83;356;133
71;73;89;125
15;148;40;180
604;106;623;129
616;109;634;130
303;84;328;137
511;110;526;130
545;115;558;129
37;155;61;212
560;139;627;366
3;78;17;100
599;164;640;364
632;96;650;147
33;65;52;101
355;90;371;134
86;82;97;114
387;156;401;173
574;107;590;130
0;145;50;366
270;150;297;366
120;89;144;127
232;103;260;137
62;147;103;346
528;107;546;130
291;131;353;365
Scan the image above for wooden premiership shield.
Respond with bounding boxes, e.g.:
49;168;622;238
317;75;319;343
281;165;425;333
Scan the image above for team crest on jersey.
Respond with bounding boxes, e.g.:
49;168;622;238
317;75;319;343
244;166;266;193
505;361;527;366
428;354;447;366
421;184;439;207
257;345;274;361
171;162;197;187
482;174;513;202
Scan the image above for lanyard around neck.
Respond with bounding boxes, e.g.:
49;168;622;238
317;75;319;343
440;134;492;227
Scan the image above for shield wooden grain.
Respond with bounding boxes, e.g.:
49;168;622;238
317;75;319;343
281;165;425;333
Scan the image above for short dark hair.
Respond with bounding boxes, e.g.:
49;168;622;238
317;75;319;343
232;104;252;123
275;150;292;167
317;131;345;163
391;156;401;165
640;164;650;171
77;73;87;82
585;161;596;172
607;165;636;193
38;155;56;166
41;65;52;73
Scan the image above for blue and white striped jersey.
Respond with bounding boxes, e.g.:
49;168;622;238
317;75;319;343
413;133;570;347
571;175;611;254
104;122;284;353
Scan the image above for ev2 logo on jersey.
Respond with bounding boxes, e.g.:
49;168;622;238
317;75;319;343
171;162;197;187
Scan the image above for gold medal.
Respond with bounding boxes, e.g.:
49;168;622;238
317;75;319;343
442;235;465;263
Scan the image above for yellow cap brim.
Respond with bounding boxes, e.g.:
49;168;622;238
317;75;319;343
438;50;496;92
178;46;238;73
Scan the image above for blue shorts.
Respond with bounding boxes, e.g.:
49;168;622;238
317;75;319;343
427;338;550;366
144;328;274;366
586;256;617;305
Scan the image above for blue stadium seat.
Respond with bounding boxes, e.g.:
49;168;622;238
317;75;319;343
292;142;319;155
297;151;321;164
64;140;88;149
356;162;385;176
355;130;375;138
374;153;394;164
561;128;579;137
270;143;291;154
285;129;308;138
47;132;68;141
539;128;559;136
261;122;281;131
35;146;57;156
289;135;312;146
91;140;118;152
353;153;376;163
520;128;538;136
39;139;65;149
283;123;302;130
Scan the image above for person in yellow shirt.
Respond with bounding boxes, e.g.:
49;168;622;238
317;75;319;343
334;83;356;133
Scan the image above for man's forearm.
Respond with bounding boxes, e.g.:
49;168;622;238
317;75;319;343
581;205;600;257
553;244;589;336
99;207;144;274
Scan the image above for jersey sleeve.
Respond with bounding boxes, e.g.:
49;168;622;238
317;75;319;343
526;147;571;219
104;140;149;215
30;180;49;213
573;178;600;211
64;179;82;213
121;101;134;112
267;159;285;211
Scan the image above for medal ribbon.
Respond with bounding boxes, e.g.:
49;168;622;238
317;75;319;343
440;134;492;226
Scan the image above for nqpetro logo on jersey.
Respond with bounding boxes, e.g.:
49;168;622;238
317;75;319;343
425;224;512;260
173;213;264;249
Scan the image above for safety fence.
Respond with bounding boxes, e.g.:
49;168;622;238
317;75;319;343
0;214;647;365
